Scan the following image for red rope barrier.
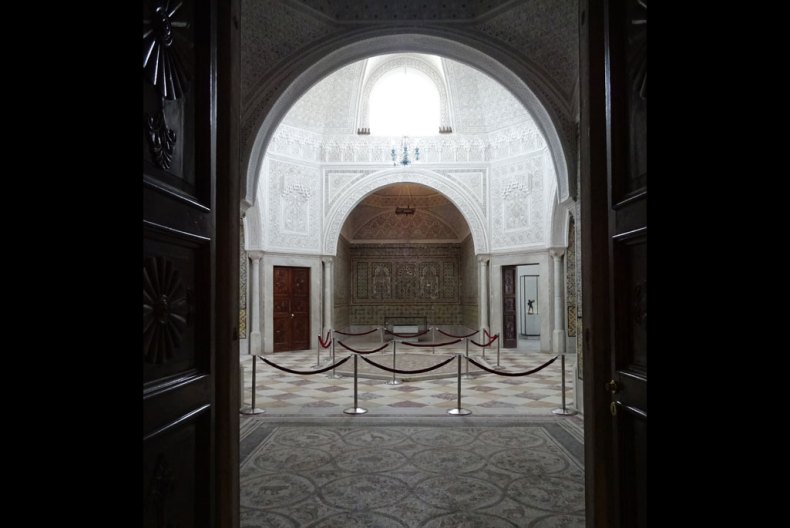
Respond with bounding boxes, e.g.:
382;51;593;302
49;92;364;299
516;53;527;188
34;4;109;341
317;332;331;348
334;328;379;336
437;328;479;339
470;334;499;348
466;355;558;377
360;354;457;375
258;355;351;375
399;339;462;348
336;340;391;355
483;329;492;339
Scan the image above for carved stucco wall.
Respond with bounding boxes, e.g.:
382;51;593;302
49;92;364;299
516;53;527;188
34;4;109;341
281;61;364;134
333;234;351;330
240;0;579;206
262;156;322;253
489;149;552;251
239;221;248;339
461;234;479;330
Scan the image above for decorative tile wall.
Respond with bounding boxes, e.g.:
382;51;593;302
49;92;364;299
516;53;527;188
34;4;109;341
461;235;479;330
350;244;463;325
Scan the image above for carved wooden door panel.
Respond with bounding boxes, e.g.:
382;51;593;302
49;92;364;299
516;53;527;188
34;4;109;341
143;1;216;526
582;0;647;526
273;266;310;351
502;265;517;348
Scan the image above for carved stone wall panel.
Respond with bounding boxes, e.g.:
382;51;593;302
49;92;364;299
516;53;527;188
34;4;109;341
490;153;547;251
350;304;462;325
264;158;322;252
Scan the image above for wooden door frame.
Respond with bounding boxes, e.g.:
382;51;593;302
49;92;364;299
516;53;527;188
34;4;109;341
272;265;311;352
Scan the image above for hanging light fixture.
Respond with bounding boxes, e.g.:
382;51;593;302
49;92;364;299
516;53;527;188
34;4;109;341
395;183;415;215
391;136;420;167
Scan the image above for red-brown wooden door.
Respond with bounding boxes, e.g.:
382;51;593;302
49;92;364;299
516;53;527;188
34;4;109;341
273;266;310;351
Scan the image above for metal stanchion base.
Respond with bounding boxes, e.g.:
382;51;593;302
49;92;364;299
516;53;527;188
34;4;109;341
386;379;402;385
240;407;265;415
462;375;475;380
492;365;507;371
344;407;368;415
552;408;577;416
448;408;472;416
326;373;344;379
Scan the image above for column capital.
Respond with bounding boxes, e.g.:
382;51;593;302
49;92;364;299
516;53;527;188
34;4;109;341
476;254;490;265
549;248;565;259
247;250;264;261
321;255;335;265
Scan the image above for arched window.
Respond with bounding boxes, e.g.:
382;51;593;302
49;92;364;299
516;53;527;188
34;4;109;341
369;66;440;136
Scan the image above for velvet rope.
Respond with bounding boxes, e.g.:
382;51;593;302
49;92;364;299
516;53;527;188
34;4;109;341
484;329;492;339
399;339;462;348
317;332;331;348
384;328;430;338
465;355;558;377
334;328;379;336
470;334;499;348
258;355;350;375
360;354;457;375
337;341;392;355
437;328;479;339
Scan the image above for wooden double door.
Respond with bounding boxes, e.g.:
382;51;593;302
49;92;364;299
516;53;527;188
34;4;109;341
273;266;310;351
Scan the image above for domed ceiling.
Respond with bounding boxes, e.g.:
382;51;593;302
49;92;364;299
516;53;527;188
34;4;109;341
281;53;533;136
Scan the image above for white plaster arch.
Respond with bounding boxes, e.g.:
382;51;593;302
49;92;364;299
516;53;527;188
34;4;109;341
324;168;488;256
244;33;572;211
549;187;576;248
358;55;451;132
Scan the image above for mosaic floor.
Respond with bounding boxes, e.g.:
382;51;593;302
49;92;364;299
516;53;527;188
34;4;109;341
239;416;585;527
240;337;580;416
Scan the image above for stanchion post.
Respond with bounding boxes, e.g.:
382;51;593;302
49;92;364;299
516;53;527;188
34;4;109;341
463;337;473;380
552;354;577;416
386;340;401;385
314;337;321;368
448;354;472;416
344;354;368;415
493;333;506;371
327;338;342;379
240;355;265;415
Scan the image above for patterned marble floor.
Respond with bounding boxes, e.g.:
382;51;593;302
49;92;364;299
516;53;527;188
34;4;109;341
240;336;580;416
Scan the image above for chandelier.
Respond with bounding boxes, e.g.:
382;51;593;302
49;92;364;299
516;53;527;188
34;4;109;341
391;136;420;167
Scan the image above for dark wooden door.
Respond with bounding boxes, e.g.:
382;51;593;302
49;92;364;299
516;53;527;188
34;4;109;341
273;266;310;351
502;265;517;348
581;1;647;526
143;1;219;526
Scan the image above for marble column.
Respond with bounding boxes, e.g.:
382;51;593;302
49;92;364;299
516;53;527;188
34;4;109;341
248;251;263;356
322;256;334;334
550;248;566;355
478;255;490;336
